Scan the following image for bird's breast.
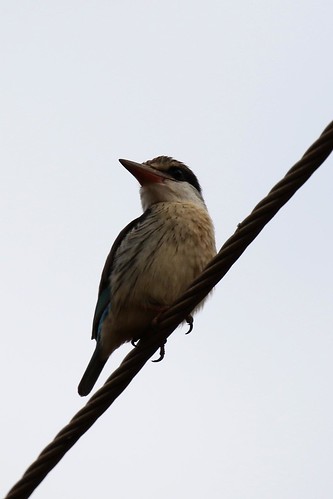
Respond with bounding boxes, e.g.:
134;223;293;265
111;202;216;313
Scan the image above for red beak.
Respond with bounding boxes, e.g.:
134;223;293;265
119;159;168;186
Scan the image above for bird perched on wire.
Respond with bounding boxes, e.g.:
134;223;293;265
78;156;216;396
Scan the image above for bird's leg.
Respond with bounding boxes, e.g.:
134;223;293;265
149;306;193;361
131;303;168;348
148;305;169;362
185;314;194;334
152;314;193;361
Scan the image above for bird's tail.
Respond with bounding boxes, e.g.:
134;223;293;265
78;345;108;397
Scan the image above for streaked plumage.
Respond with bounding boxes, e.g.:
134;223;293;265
78;156;216;396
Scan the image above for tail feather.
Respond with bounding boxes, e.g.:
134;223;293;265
78;345;108;397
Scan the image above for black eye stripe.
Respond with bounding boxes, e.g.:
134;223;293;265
144;156;202;194
168;166;185;181
167;166;201;193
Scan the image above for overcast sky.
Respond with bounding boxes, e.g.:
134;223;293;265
1;1;333;498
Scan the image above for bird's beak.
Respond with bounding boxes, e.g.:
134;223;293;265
119;159;169;186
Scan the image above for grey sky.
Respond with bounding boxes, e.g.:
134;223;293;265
1;1;332;498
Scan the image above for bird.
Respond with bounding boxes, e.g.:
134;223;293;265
77;156;216;396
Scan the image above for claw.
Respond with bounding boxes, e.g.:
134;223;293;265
185;315;194;335
152;339;167;363
131;338;139;347
151;310;192;361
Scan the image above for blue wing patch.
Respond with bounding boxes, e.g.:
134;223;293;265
91;208;152;341
97;305;110;340
92;286;111;340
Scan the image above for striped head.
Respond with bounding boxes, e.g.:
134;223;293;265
119;156;205;211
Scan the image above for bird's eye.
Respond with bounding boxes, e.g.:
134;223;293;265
168;167;185;181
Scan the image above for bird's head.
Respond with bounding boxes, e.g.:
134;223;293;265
119;156;205;211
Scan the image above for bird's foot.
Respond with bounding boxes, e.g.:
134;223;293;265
150;308;169;362
131;338;140;347
152;338;167;363
150;308;193;362
185;315;194;334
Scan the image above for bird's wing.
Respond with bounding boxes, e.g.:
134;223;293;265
91;209;151;340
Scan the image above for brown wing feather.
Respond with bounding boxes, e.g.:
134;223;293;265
91;209;151;339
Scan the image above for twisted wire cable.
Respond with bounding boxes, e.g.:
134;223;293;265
5;121;333;499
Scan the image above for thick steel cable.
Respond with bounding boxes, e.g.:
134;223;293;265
5;121;333;499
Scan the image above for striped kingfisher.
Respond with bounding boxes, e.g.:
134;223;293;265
78;156;216;396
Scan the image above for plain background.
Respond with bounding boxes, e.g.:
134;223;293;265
1;1;332;498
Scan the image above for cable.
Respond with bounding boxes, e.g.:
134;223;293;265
5;121;333;499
